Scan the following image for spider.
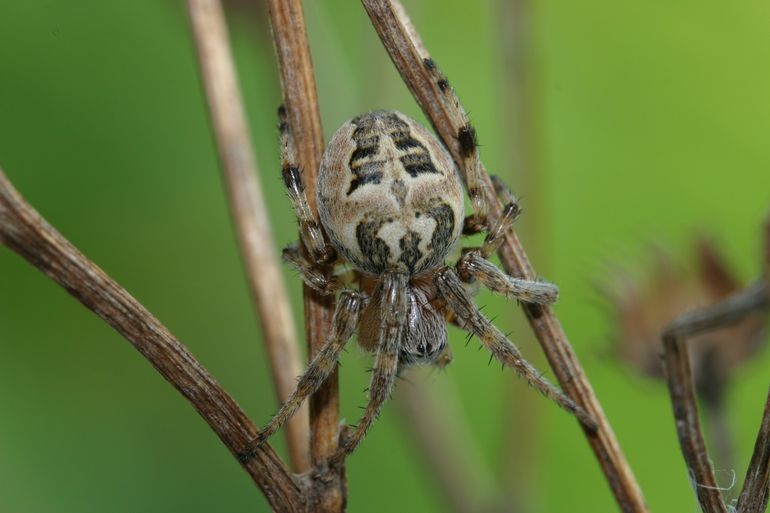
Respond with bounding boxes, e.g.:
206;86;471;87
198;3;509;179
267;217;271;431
243;61;594;464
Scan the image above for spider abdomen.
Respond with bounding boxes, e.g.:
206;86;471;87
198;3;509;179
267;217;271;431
318;111;464;276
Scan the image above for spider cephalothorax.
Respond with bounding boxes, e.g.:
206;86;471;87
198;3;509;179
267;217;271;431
243;64;595;464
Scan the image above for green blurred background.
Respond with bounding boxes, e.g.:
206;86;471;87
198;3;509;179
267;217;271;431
1;1;769;512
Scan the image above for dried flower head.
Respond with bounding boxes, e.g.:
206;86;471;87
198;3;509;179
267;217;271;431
603;232;768;404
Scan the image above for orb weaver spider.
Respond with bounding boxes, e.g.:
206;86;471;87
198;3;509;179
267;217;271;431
241;60;593;464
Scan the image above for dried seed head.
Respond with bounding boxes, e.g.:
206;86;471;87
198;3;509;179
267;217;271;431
602;237;768;396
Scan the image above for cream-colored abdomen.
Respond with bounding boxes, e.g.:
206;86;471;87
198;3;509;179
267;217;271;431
318;111;464;276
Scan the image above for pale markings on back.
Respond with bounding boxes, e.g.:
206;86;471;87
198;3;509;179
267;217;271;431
346;112;440;197
317;111;465;277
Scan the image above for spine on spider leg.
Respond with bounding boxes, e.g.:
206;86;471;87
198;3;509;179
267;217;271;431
333;273;407;461
435;267;595;431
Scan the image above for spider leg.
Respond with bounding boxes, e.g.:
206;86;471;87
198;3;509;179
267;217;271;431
283;244;343;295
435;267;597;431
422;59;491;225
457;191;557;304
278;105;334;263
489;174;516;206
457;251;559;305
478;200;521;258
332;272;408;462
238;290;366;462
462;175;521;236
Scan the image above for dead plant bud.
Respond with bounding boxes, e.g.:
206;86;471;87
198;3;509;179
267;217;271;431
604;236;768;397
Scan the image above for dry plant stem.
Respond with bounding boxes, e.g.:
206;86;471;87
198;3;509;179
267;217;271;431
395;372;501;513
704;401;735;478
0;170;306;513
186;0;310;472
498;1;544;506
737;387;770;513
498;0;542;249
662;337;729;513
267;0;334;461
736;221;770;513
361;1;647;511
662;281;769;513
266;0;344;510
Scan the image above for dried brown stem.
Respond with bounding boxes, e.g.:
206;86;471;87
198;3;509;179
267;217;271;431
664;282;769;341
737;387;770;513
0;170;306;513
662;281;769;513
265;0;344;510
186;0;310;473
395;370;503;513
662;337;729;513
497;1;544;507
361;1;647;511
703;399;736;478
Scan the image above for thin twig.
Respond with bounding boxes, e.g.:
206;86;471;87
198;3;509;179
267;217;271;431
498;0;542;250
265;1;345;510
662;281;770;513
186;0;310;472
703;395;736;478
360;1;647;511
662;336;729;513
395;370;503;513
664;282;769;340
498;1;544;507
0;170;306;513
736;387;770;513
738;218;770;512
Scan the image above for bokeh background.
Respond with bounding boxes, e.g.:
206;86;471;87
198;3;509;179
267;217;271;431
1;1;769;512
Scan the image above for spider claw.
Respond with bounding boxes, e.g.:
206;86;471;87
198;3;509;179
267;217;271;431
237;432;269;464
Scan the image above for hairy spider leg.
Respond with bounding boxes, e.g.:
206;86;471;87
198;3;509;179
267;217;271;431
458;252;559;305
421;58;491;228
422;58;558;302
462;176;522;236
478;201;520;258
333;272;408;462
242;291;366;459
435;267;597;431
456;203;559;305
421;59;594;428
282;245;343;295
489;174;517;208
278;105;334;263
